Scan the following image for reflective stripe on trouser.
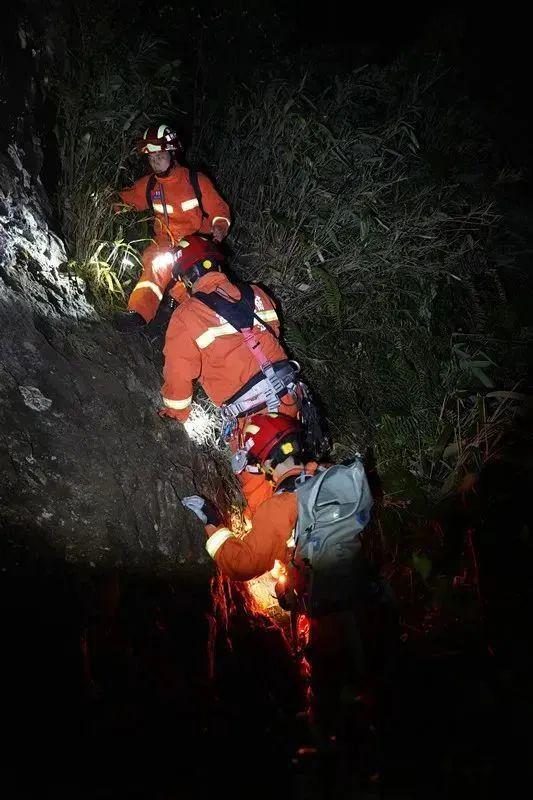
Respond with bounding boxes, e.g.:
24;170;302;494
162;395;192;410
127;242;186;322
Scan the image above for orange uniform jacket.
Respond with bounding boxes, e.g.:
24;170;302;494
161;271;288;420
119;166;231;322
204;464;320;581
119;165;231;245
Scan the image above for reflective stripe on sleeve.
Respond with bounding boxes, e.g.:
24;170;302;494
212;216;230;227
132;281;163;301
206;527;237;559
195;323;236;349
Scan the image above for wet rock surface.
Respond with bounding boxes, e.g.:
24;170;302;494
0;146;209;571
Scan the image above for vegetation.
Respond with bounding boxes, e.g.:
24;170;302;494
197;64;526;484
55;9;180;310
52;4;530;626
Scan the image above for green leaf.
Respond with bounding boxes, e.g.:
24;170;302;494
310;265;341;324
285;322;308;356
412;552;432;581
432;422;455;461
380;465;427;509
459;360;492;370
270;211;293;228
470;366;494;388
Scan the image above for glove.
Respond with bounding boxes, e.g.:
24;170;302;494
211;222;228;243
113;310;146;333
182;495;222;526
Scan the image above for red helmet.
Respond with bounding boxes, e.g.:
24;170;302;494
173;235;225;275
242;413;302;465
136;124;182;154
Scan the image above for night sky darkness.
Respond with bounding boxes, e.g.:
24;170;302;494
297;2;532;166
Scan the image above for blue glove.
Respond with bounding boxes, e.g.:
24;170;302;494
182;495;221;526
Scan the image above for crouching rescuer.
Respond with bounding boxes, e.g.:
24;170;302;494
181;412;373;615
113;124;231;332
183;413;396;774
157;235;325;518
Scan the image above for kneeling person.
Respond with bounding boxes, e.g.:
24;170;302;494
182;413;373;614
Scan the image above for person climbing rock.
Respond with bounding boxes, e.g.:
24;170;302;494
182;412;395;779
157;234;306;518
181;412;373;592
113;124;231;332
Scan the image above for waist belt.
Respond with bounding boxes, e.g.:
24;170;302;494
223;360;298;418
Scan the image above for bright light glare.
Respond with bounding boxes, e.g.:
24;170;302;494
183;402;221;445
152;252;174;271
247;559;288;612
270;559;285;581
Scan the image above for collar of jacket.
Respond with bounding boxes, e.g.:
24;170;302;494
191;272;241;300
152;164;187;184
274;461;320;493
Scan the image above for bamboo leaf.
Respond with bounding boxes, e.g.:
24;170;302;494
470;366;494;388
310;265;341;324
412;552;432;581
285;322;308;356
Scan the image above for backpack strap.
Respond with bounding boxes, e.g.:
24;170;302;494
145;173;157;212
195;283;280;339
146;169;208;224
145;173;173;242
302;467;331;529
189;168;208;220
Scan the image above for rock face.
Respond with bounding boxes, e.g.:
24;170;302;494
0;146;211;572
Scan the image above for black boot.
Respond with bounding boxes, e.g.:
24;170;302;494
113;310;146;333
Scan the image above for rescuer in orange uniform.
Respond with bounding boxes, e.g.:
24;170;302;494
114;125;231;331
182;415;393;779
157;235;300;517
182;413;310;581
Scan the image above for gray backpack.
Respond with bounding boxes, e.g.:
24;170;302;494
292;459;373;613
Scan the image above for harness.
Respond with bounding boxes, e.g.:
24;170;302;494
145;167;208;230
193;283;299;418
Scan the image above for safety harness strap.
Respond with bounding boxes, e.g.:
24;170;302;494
188;168;208;220
194;284;287;412
145;168;207;221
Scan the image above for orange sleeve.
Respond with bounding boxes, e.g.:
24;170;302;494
118;175;150;211
239;470;274;520
197;173;231;230
161;311;202;421
206;494;298;581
